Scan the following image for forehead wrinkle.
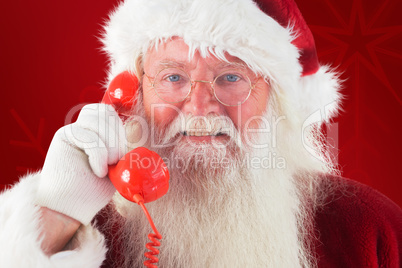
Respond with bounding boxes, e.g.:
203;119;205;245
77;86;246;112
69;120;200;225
213;61;248;71
149;54;252;75
159;60;187;68
155;59;199;71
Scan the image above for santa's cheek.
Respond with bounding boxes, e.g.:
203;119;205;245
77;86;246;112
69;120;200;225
145;104;182;127
224;106;259;131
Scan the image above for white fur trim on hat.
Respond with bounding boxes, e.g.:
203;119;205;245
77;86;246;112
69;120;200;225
101;0;341;122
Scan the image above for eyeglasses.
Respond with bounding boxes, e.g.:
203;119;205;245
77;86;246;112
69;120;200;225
144;67;258;106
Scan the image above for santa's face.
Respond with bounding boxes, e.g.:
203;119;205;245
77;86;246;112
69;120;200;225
115;38;322;268
141;38;270;149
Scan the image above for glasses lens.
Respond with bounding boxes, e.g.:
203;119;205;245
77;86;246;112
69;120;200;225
153;68;191;103
213;69;252;106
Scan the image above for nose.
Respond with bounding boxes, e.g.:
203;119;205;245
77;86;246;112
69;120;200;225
180;79;222;116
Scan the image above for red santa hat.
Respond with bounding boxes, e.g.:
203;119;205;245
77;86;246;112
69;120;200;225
102;0;341;122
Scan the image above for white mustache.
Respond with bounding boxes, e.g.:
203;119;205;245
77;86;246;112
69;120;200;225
159;114;240;144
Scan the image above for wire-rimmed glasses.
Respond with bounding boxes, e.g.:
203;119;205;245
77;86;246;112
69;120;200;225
145;67;258;106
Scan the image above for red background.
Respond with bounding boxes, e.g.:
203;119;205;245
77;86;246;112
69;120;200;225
0;0;401;207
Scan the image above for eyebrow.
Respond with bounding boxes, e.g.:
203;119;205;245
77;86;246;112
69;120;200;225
214;61;248;70
157;60;189;69
156;60;249;71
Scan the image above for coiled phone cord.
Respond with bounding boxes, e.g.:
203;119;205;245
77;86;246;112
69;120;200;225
133;194;162;267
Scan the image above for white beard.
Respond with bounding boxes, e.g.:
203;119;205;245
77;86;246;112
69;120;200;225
106;92;331;267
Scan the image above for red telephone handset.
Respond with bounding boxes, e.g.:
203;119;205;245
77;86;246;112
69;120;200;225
108;147;169;203
102;71;169;267
103;71;169;203
102;71;138;119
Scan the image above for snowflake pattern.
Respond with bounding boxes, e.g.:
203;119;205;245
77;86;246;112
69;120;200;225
304;0;402;198
308;0;402;104
9;109;46;158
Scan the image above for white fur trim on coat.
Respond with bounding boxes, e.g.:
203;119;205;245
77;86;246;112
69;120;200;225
0;173;107;268
101;0;341;122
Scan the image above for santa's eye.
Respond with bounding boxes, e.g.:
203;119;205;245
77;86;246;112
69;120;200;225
167;75;181;82
223;74;240;82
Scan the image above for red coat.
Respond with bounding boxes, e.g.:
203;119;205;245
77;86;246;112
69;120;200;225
313;176;401;267
98;175;402;267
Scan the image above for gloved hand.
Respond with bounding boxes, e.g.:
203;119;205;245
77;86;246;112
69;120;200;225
35;104;127;225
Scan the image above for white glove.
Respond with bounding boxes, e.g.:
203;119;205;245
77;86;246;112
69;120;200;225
35;104;127;225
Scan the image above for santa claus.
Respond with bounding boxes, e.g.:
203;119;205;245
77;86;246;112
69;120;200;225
1;0;401;267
